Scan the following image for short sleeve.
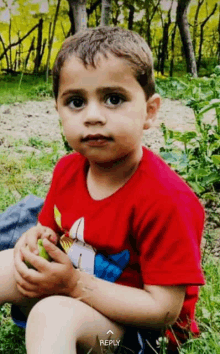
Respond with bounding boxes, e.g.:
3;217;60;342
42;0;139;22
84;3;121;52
38;159;63;233
134;191;205;286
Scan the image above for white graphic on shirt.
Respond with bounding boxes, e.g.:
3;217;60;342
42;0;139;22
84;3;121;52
68;217;96;274
54;206;96;275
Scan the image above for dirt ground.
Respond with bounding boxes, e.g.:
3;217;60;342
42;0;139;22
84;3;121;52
0;98;219;255
0;97;216;152
0;97;205;152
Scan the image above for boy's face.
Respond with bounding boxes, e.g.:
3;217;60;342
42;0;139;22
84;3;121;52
56;53;160;164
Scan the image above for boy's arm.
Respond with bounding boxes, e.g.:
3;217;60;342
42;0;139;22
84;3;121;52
71;270;186;329
15;239;185;329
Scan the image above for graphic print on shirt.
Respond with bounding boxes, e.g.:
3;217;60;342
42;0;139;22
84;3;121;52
54;206;130;282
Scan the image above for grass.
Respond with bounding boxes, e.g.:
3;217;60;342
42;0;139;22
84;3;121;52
0;73;53;104
0;138;65;213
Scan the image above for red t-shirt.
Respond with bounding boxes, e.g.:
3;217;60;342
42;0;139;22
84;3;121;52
38;146;205;347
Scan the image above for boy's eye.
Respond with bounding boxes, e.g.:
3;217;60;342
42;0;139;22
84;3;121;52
105;94;124;107
67;97;85;109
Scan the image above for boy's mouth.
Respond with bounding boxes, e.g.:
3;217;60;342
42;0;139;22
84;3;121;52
81;134;112;142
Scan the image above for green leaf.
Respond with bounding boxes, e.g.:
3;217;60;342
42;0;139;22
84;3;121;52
199;99;220;115
193;168;210;177
211;155;220;165
203;172;220;184
188;181;205;194
172;131;197;143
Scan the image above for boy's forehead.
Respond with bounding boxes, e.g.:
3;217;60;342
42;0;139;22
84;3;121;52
59;53;137;90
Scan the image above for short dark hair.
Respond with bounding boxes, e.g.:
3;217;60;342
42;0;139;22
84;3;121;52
53;26;155;101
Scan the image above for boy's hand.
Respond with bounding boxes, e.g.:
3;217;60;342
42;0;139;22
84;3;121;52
14;224;58;258
14;239;79;298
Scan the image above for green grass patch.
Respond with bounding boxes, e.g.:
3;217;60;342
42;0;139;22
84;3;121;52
180;256;220;354
0;74;53;104
0;138;65;213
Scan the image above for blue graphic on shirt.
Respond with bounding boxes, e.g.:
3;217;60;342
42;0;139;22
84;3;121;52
94;249;130;282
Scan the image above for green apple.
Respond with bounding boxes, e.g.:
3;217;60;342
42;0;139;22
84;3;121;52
24;239;52;269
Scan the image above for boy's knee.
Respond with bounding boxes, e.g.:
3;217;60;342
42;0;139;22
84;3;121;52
27;295;79;323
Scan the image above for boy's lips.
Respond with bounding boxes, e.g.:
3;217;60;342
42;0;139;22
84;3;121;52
81;134;113;147
81;134;112;142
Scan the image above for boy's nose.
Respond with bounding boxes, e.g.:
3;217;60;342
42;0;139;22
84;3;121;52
83;102;106;126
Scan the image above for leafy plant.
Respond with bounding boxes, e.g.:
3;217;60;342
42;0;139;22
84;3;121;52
159;68;220;197
30;83;53;98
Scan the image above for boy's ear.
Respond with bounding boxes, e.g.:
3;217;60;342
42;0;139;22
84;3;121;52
144;94;161;130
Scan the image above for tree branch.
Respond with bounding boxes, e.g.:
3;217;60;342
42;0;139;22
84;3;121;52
0;23;39;62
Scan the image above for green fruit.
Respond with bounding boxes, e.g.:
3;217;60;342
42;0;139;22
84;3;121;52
37;239;52;262
24;239;52;269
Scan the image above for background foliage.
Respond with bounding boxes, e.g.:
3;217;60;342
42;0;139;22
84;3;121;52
0;0;219;77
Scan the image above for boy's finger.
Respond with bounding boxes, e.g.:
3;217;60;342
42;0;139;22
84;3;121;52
41;229;59;245
16;283;40;299
20;246;49;274
42;238;68;264
14;266;39;292
14;249;42;286
27;227;42;254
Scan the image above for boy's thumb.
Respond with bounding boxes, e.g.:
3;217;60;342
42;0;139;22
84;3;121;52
42;238;66;264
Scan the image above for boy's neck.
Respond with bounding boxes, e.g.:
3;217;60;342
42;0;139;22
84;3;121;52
86;146;143;200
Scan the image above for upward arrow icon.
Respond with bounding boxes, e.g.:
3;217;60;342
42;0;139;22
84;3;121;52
107;330;114;335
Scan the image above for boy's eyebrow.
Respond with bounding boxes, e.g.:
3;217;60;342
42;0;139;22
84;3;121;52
97;86;132;97
60;86;132;98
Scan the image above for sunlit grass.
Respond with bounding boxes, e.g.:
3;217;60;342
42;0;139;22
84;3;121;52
0;138;65;213
0;74;53;104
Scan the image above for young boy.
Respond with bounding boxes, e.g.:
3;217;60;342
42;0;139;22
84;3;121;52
0;26;205;353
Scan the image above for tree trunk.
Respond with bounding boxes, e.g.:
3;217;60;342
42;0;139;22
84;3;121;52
0;34;10;70
112;0;120;26
156;39;162;72
14;51;18;71
67;0;87;33
160;22;169;75
145;5;151;46
9;16;12;70
192;0;204;52
218;5;220;64
145;0;161;47
176;0;197;77
100;0;111;26
160;0;173;75
128;4;135;30
34;18;43;73
24;37;35;71
18;32;21;70
87;0;102;19
169;23;177;77
68;3;76;35
46;0;61;81
197;3;218;71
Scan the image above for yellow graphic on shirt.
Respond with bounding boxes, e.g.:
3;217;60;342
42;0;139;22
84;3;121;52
54;205;62;229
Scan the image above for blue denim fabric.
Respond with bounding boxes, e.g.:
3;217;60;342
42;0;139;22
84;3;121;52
0;195;44;250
